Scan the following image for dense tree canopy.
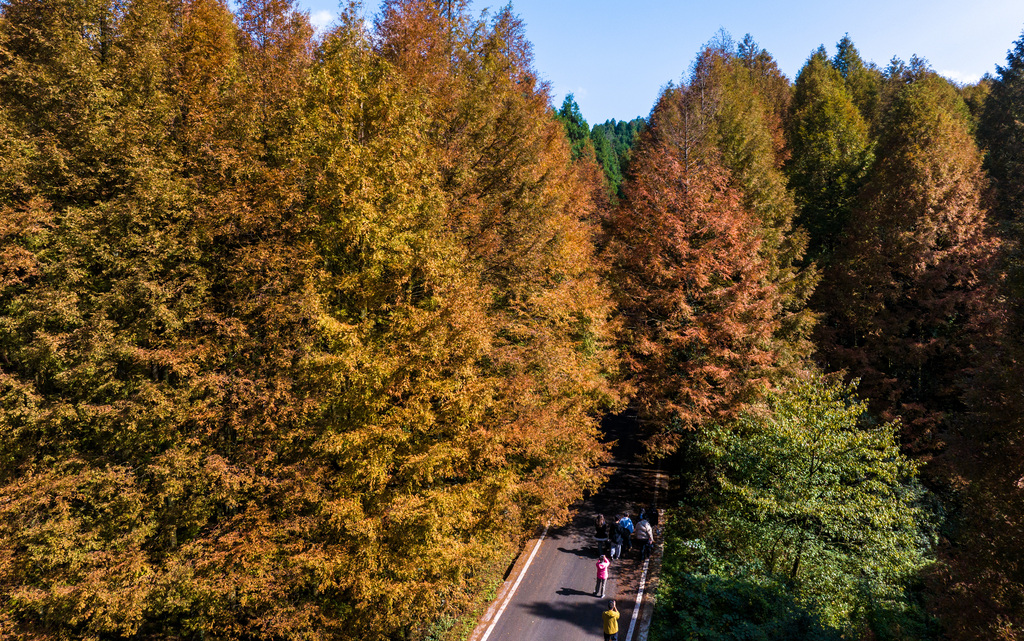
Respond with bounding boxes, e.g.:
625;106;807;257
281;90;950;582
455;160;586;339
610;38;817;455
0;1;617;638
1;3;1023;640
654;377;934;639
831;35;884;123
979;34;1024;223
815;66;999;448
607;106;778;453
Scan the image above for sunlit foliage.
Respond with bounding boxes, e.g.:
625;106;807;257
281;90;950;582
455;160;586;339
0;1;617;637
653;377;935;639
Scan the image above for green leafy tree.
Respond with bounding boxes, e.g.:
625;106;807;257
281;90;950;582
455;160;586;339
654;376;935;638
735;33;793;155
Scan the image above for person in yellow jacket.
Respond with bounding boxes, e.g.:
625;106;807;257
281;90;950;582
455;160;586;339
602;600;620;641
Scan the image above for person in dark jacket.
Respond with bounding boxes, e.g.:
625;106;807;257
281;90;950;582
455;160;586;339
639;505;659;527
594;514;609;557
609;514;624;559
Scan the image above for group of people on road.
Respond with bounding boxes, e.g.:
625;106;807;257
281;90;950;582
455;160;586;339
593;507;659;638
592;507;658;601
594;507;658;564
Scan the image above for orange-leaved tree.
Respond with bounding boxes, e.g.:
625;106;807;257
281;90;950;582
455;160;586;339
607;83;780;455
608;37;815;453
814;62;999;451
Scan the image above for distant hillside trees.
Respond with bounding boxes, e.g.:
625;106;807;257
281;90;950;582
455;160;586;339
592;116;646;197
554;93;645;199
555;93;592;161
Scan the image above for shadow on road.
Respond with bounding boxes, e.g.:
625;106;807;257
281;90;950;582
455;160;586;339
521;599;607;634
473;410;660;640
556;587;594;597
556;545;593;558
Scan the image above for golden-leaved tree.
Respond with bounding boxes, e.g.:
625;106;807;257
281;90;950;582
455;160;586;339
0;1;618;639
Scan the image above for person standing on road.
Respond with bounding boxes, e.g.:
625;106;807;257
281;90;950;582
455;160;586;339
641;505;659;527
595;514;609;557
635;516;654;560
595;554;610;597
618;513;634;557
609;515;624;559
602;600;620;641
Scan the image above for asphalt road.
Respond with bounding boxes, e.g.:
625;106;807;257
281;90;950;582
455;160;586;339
472;416;664;641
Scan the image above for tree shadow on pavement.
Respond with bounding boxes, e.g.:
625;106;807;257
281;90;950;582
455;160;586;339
557;545;594;558
521;599;607;635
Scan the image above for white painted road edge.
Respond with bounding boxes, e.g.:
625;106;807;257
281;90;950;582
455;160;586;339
626;556;650;641
479;525;549;641
628;465;663;641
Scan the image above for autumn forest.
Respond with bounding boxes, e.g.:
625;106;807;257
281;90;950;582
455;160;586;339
0;0;1022;639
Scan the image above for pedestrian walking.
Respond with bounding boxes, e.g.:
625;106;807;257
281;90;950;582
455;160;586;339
635;517;654;560
595;555;610;597
642;504;659;527
602;600;620;641
609;515;624;559
618;513;634;556
594;514;609;557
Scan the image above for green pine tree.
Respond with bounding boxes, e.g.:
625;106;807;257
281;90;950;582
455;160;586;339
786;47;873;265
832;34;883;123
555;93;592;161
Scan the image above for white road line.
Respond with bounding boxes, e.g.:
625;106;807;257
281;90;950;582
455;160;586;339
627;467;663;641
479;525;549;641
625;556;650;641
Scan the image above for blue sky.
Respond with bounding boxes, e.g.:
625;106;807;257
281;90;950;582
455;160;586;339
296;0;1024;124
